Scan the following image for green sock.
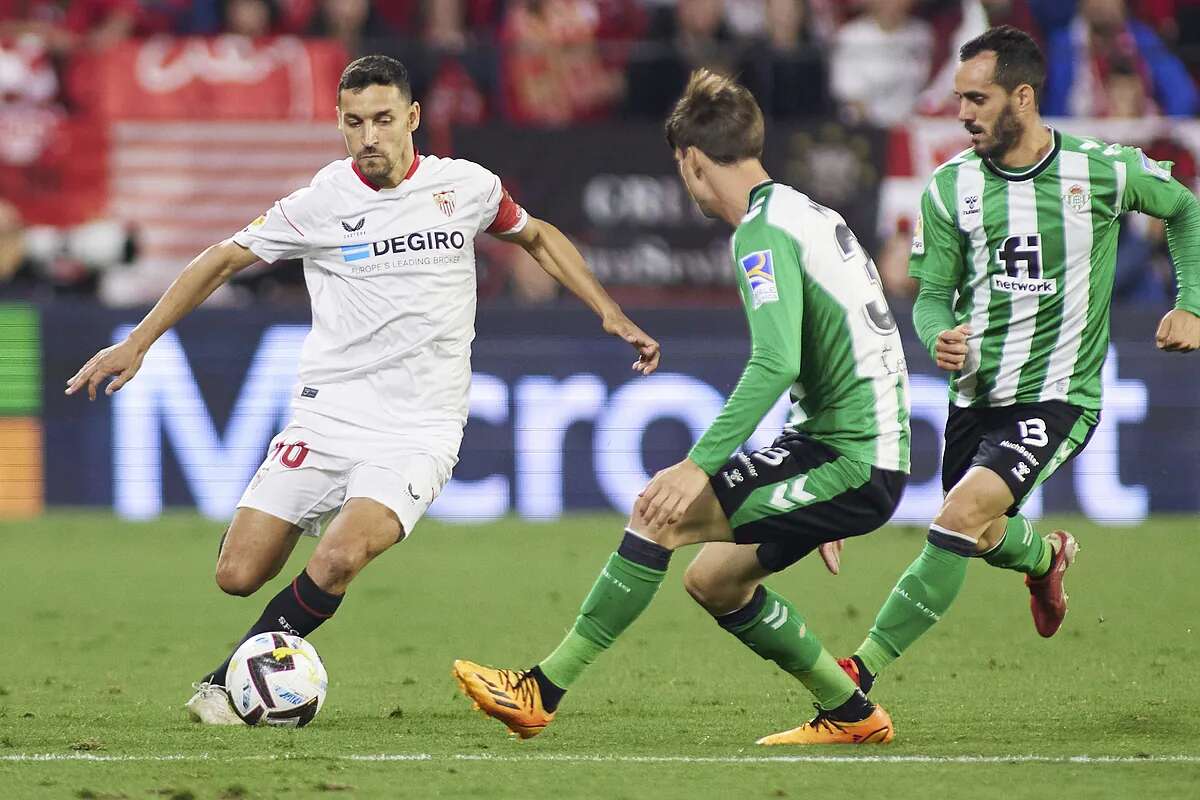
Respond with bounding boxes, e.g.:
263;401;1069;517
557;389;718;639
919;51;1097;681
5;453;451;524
855;531;972;678
538;545;667;689
719;586;857;709
980;513;1051;577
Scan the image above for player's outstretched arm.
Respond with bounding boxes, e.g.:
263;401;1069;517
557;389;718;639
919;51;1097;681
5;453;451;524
65;239;261;400
495;216;660;375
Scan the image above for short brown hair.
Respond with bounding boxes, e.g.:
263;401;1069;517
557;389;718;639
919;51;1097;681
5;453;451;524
960;25;1045;102
664;69;764;165
339;54;412;103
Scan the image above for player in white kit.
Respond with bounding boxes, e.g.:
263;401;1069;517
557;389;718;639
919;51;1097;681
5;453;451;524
65;55;661;725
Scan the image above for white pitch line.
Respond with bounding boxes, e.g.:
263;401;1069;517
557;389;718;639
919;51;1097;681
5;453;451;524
3;753;1200;765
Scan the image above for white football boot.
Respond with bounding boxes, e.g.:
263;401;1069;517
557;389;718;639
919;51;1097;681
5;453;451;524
185;682;245;725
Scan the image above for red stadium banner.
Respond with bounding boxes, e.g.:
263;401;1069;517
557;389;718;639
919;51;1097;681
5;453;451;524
0;115;108;226
68;36;349;121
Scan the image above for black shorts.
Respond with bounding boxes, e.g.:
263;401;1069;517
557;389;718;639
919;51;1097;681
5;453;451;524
942;400;1099;516
710;431;907;573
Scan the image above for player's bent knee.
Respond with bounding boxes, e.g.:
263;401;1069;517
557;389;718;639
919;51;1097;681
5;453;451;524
682;568;724;613
214;561;267;597
935;494;997;534
308;542;369;589
682;563;751;615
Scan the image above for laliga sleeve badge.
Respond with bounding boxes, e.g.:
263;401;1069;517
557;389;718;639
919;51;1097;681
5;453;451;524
739;250;779;309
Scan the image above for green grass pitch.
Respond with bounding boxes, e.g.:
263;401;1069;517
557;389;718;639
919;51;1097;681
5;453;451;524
1;512;1198;798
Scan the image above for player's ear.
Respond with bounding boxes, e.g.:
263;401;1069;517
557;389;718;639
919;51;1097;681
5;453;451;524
688;147;712;181
335;106;342;131
1016;83;1036;114
681;147;700;177
408;100;421;133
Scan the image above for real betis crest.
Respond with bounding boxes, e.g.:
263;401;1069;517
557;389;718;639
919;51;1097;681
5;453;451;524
1062;183;1091;213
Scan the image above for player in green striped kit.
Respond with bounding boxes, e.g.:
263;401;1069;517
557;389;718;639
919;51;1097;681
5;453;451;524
839;26;1200;698
453;69;911;745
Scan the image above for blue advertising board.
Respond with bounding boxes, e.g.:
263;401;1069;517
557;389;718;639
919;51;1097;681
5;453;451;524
39;305;1200;525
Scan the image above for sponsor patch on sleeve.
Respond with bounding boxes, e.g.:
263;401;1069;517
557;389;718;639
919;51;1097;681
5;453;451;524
1138;149;1172;182
739;249;779;309
246;214;267;230
911;213;925;255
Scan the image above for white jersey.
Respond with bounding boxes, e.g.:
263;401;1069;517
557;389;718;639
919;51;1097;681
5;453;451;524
233;151;528;443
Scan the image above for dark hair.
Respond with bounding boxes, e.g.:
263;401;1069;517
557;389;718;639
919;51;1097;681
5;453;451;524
960;25;1046;102
337;55;412;102
664;68;764;165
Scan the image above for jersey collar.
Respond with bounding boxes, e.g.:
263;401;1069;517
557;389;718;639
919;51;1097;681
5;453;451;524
983;129;1060;182
747;180;774;211
351;147;422;192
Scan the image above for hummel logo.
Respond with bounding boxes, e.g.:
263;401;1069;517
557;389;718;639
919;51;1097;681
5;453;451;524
407;483;421;501
766;474;815;511
341;217;365;233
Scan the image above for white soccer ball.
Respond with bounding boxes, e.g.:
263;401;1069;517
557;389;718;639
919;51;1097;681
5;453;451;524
226;632;328;727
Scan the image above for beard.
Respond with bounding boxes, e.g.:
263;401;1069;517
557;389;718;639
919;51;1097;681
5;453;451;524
972;103;1023;161
356;151;392;178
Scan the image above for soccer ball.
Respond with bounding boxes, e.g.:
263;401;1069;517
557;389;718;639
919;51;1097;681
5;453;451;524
226;632;328;727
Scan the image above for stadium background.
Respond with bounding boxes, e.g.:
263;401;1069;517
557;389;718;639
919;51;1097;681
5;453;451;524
2;0;1198;523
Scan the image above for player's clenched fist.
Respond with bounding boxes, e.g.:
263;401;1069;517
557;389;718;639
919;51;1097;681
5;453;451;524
934;324;972;372
65;338;147;401
1155;308;1200;353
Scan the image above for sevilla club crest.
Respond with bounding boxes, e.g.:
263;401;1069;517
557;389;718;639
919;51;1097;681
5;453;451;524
433;190;456;217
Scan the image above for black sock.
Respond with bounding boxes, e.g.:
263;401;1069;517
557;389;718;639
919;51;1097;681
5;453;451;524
825;689;875;723
616;529;672;571
529;664;566;712
204;569;343;686
851;654;875;695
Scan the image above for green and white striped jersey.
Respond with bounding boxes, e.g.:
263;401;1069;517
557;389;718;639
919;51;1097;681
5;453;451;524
910;129;1194;410
688;182;911;474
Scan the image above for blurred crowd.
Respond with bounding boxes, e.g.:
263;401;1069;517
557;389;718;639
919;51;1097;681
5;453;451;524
0;0;1195;308
3;0;1199;125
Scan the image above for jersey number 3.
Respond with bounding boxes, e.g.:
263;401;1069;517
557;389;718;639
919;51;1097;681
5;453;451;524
835;223;897;335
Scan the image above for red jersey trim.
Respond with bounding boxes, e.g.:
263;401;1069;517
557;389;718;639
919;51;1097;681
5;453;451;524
404;148;422;180
351;147;422;191
277;201;305;237
487;186;525;234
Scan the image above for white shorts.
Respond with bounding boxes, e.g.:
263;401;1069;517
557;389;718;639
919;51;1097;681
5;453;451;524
237;422;458;538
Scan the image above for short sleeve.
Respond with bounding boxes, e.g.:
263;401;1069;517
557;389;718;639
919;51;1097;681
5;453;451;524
232;187;320;264
908;178;963;288
479;173;529;236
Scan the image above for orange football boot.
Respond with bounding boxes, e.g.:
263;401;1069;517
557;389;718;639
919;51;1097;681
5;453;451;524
452;659;555;739
756;704;894;745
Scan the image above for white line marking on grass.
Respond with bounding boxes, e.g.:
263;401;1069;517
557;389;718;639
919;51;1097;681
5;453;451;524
4;753;1200;765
